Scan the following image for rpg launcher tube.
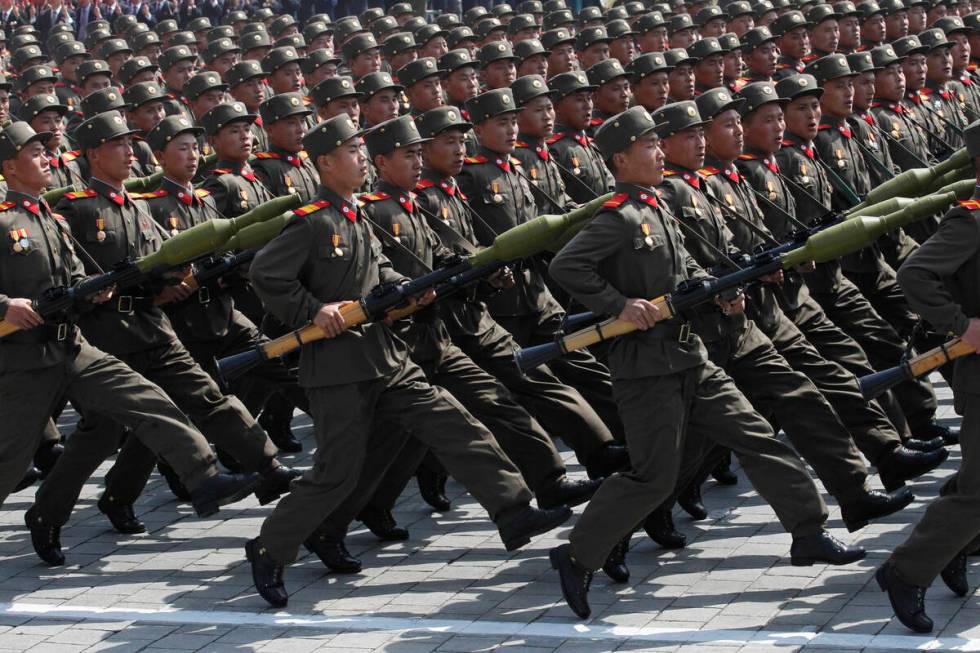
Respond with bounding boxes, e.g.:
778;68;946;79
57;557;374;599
851;147;966;212
221;213;290;252
845;197;913;219
859;337;975;400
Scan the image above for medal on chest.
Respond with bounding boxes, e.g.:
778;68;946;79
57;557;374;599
491;181;503;204
799;162;808;184
239;188;249;210
332;233;343;257
767;179;777;200
529;166;539;184
285;174;296;194
725;193;734;207
168;214;180;236
571;155;581;175
96;217;107;241
835;147;845;168
641;222;653;248
9;227;29;253
441;206;450;223
391;222;402;243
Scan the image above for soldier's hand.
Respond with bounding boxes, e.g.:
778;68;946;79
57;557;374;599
489;267;515;288
715;294;745;316
157;282;195;304
794;261;816;273
89;286;115;305
416;289;437;306
314;301;349;338
962;318;980;353
5;298;43;329
619;298;662;330
760;270;783;284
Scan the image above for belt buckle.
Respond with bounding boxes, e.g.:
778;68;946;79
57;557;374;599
678;322;692;344
198;287;210;304
56;323;68;341
117;295;134;314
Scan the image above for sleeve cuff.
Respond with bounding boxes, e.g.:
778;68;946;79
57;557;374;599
952;313;971;337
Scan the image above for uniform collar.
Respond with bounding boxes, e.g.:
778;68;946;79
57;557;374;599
162;176;199;205
662;160;704;190
318;186;359;222
478;145;515;172
613;181;659;207
377;179;416;212
703;154;741;183
517;132;550;160
271;145;305;167
90;177;130;206
554;123;590;146
421;168;459;196
5;189;47;216
216;159;257;181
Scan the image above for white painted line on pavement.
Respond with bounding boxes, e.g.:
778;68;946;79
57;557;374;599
3;602;979;650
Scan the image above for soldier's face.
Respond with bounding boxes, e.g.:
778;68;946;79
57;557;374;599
907;5;927;32
362;89;400;125
210;53;239;75
702;18;727;37
407;77;444;112
421;37;449;59
785;94;821;140
694;54;725;89
705;108;743;160
164;60;195;91
61;55;86;81
10;141;52;191
213;120;253;162
885;11;909;40
321;137;368;191
861;13;886;43
668;64;695;100
270;63;304;94
268;114;307;153
556;90;593;129
902;53;927;89
518;54;549;78
639;27;669;51
91;135;135;182
875;62;906;100
548;44;578;74
950;32;971;70
445;66;480;103
231;78;266;111
423;129;467;177
610;36;637;64
727;16;754;37
780;27;810;59
819;76;854;117
325;96;360;121
810;19;839;53
747;42;778;76
743;103;785;153
616;131;663;186
661;126;705;170
595;77;632;114
351;49;383;77
669;28;696;49
517;95;555;138
852;71;875;109
926;46;953;83
838;16;861;48
192;89;226;121
32;110;65;151
473;112;519;153
159;132;199;183
377;143;423;190
724;50;744;79
26;81;55;98
482;59;518;90
0;90;8;124
579;42;610;69
633;71;669;110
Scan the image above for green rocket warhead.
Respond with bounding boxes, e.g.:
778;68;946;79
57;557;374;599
851;147;969;211
220;212;291;252
134;194;303;272
467;192;613;267
845;197;913;219
124;153;220;194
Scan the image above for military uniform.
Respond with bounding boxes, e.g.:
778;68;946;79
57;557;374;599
0;124;219;507
247;114;541;574
252;149;319;202
513;134;573;215
457;90;623;438
549;109;832;576
34;112;280;527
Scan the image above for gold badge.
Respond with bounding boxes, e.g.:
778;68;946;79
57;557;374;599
168;215;179;236
96;217;106;241
332;233;343;257
641;222;653;247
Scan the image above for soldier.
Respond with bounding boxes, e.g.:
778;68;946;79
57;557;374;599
739;26;780;84
548;71;614;203
262;47;306;96
158;45;196;126
859;0;887;50
0;120;258;532
513;75;573;215
877;120;980;634
772;11;812;79
200;103;276;219
542;28;577;76
243;113;573;608
382;32;418;75
665;48;697;102
576;26;611;70
479;41;519;90
251;94;320;203
202;38;240;77
344;33;383;80
919;27;970;149
458;88;623;436
668;13;698;49
883;0;910;41
690;37;726;94
226;61;270;154
547;106;864;621
586;58;631;131
29;111;297;557
515;38;549;78
896;35;958;159
629;51;671;112
806;4;842;61
936;15;980;122
310;76;360;123
398;57;445;115
17;94;83;189
123;82;167;138
697;5;729;37
240;30;273;64
52;40;87;112
302;51;341;91
185;71;229;134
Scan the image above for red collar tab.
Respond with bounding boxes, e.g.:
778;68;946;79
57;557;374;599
634;190;658;207
959;199;980;210
340;202;357;223
397;193;414;212
240;165;256;181
439;179;457;196
494;157;511;173
572;131;589;147
175;188;197;205
819;123;851;138
603;192;628;208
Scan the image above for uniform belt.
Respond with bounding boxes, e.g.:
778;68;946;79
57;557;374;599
1;322;76;344
115;295;156;313
640;320;694;343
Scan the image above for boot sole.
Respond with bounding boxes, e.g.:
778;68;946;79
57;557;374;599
503;507;572;551
882;449;950;492
245;541;289;608
843;491;916;533
550;548;592;619
193;476;262;518
791;550;866;567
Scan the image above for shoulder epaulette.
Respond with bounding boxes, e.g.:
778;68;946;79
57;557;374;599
699;166;720;176
958;200;980;210
194;188;210;198
662;168;676;176
132;189;168;199
360;191;391;202
737;153;759;161
464;155;488;164
546;133;565;145
0;201;15;211
589;117;603;126
293;199;331;216
817;124;832;130
514;140;529;148
602;192;628;209
62;149;80;162
211;168;232;175
253;151;280;159
510;156;521;166
65;189;97;199
416;179;436;190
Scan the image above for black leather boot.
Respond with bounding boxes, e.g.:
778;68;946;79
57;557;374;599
190;472;261;517
97;496;146;534
25;507;64;566
14;466;41;493
878;445;948;492
876;563;933;633
550;544;593;619
904;437;945;452
643;502;686;549
941;551;969;597
416;466;451;511
358;506;409;541
677;480;708;520
34;440;64;478
585;443;629;479
790;531;866;566
259;393;302;453
304;534;363;573
245;538;288;608
602;533;630;583
498;504;572;551
254;463;302;505
536;476;602;509
711;452;738;485
839;487;914;532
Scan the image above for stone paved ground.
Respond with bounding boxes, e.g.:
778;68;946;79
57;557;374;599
0;375;976;652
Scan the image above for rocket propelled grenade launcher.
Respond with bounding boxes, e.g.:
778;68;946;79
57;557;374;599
0;193;302;339
214;194;613;383
849;146;969;212
514;190;961;373
859;337;976;400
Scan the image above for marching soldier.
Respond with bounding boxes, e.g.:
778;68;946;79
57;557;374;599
547;106;863;621
513;75;573;215
159;45;197;126
226;60;271;153
738;26;780;84
548;71;614;203
630;51;671;112
586;58;631;131
243;113;572;609
252;93;320;202
52;40;87;112
918;27;970;149
17;94;83;189
772;11;811;79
